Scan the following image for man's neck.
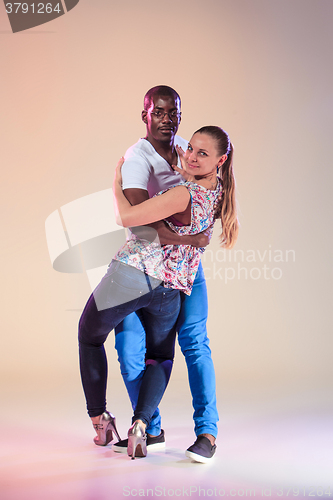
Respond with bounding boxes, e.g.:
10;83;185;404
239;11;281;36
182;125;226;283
145;136;177;166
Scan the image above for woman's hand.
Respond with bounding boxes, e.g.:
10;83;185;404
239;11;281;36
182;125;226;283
114;156;125;189
172;146;195;182
113;157;126;226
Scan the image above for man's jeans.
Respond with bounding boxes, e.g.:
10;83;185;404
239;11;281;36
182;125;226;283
115;261;219;437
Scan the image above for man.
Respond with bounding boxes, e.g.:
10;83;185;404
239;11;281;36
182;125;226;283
112;85;218;463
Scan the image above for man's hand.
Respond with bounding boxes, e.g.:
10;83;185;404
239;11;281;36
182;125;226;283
188;227;212;248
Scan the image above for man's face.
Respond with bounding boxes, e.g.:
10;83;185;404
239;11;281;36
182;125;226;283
142;94;181;144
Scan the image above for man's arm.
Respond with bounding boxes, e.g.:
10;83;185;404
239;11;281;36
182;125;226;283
123;188;211;248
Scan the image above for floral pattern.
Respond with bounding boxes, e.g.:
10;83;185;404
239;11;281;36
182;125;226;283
114;179;222;295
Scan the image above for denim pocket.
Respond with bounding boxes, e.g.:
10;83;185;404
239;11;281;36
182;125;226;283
105;277;142;311
105;261;160;311
159;287;181;315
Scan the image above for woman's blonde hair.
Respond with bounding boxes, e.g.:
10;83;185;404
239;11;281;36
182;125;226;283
194;126;239;249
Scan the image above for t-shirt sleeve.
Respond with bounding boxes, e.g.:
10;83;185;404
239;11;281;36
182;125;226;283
121;151;151;191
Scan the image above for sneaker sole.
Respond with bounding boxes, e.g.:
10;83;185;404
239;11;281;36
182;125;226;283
113;441;166;454
185;450;214;464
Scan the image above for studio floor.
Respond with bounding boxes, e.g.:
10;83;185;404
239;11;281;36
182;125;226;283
0;376;332;500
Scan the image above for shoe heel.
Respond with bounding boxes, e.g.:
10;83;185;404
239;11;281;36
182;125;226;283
105;424;113;445
127;422;147;459
109;416;121;442
93;411;121;446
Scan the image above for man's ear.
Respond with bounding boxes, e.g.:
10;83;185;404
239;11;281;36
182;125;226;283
142;110;148;124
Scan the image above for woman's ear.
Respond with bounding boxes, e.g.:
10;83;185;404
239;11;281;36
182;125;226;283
218;154;228;167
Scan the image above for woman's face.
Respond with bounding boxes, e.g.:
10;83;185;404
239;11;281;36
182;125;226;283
184;133;226;177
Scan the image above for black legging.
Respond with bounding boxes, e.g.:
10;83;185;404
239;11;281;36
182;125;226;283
78;260;180;426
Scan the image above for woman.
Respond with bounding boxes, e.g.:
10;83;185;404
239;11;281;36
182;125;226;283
78;126;238;459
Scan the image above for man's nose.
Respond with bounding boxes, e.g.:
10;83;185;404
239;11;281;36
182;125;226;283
161;112;172;122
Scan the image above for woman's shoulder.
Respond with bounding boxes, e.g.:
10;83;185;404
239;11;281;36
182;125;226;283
184;177;222;196
154;181;187;198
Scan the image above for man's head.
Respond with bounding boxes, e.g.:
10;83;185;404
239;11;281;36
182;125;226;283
142;86;181;145
143;85;181;112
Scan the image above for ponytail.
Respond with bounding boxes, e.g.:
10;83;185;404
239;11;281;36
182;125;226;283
194;126;239;249
215;143;239;248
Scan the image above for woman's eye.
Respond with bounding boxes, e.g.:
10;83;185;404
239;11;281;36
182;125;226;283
199;152;207;156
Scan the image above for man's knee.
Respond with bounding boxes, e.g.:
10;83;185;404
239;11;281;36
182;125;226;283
178;323;210;351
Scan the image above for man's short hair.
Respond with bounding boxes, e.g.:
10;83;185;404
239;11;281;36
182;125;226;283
144;85;181;110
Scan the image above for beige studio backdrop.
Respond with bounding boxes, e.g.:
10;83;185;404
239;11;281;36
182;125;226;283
0;0;333;496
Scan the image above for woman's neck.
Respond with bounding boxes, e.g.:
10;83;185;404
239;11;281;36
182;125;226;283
194;172;218;190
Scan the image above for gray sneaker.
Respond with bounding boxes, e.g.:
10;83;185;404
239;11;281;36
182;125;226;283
185;436;216;463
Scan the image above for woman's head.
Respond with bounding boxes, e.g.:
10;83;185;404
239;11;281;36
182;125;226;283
185;128;228;178
188;126;238;249
193;125;231;156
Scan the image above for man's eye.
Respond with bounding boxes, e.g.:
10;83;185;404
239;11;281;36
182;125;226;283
154;111;162;117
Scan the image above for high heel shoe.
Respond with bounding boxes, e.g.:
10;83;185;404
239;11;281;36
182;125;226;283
93;411;121;446
127;421;147;459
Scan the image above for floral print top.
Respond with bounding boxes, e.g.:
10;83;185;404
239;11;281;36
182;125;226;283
114;178;222;295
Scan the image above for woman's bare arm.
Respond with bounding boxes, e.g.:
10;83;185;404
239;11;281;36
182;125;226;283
123;188;211;247
113;158;190;228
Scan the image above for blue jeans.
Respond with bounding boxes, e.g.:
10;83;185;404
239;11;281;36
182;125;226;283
79;260;180;425
115;261;219;437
